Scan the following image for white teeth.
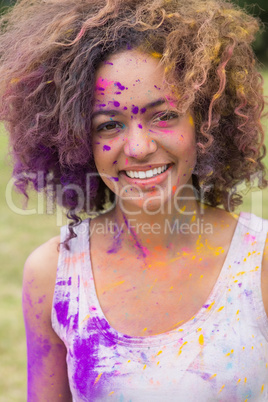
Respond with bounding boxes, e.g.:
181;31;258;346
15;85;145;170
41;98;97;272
125;164;169;179
145;169;154;178
139;171;146;179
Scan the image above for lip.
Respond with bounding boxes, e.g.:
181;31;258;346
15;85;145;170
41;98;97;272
120;163;174;187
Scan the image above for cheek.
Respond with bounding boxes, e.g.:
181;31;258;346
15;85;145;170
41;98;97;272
93;139;113;157
92;141;119;172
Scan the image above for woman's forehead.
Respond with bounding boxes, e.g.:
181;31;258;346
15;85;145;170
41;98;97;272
95;50;164;87
93;50;177;109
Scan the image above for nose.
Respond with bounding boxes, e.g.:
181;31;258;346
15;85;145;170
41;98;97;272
123;124;157;159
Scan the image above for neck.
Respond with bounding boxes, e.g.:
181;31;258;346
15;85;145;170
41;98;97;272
108;192;204;259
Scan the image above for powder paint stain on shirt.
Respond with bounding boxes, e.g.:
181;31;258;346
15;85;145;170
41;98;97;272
64;252;86;265
72;317;122;399
244;233;256;243
51;213;268;401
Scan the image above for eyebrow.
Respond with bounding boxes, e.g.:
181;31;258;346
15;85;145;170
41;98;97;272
92;109;120;118
92;98;167;119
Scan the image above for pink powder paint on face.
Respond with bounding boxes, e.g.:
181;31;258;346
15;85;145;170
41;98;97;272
95;77;114;91
125;158;128;165
158;121;168;128
160;129;176;134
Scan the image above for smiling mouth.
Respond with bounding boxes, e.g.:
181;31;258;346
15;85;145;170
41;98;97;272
124;164;171;179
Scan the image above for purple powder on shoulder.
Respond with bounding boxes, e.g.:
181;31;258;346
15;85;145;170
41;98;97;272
38;295;46;304
113;101;120;107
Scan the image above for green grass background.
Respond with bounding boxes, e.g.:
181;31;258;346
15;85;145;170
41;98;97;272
0;72;268;400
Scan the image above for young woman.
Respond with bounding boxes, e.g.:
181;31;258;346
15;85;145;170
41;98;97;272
0;0;268;400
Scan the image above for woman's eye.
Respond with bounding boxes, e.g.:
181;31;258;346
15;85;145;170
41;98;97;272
154;112;178;122
97;121;124;132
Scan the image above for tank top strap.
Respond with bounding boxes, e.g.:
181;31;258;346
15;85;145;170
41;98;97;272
51;218;91;342
229;212;268;274
223;212;268;340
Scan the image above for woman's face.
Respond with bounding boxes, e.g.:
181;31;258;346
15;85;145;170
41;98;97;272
92;50;196;214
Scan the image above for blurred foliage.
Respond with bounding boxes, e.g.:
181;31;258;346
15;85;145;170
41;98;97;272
233;0;268;64
0;0;15;15
0;0;267;63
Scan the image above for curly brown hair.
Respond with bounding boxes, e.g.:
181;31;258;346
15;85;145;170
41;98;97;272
0;0;266;242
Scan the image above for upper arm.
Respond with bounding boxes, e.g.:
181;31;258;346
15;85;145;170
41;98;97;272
23;236;72;401
261;233;268;318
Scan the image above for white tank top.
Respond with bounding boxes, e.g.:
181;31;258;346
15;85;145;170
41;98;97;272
52;212;268;401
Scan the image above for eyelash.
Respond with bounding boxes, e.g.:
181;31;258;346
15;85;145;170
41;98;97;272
153;111;178;122
97;121;124;132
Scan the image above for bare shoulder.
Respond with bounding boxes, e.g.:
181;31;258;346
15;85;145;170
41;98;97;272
261;233;268;317
23;236;72;400
24;236;60;283
24;235;60;271
23;235;61;315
